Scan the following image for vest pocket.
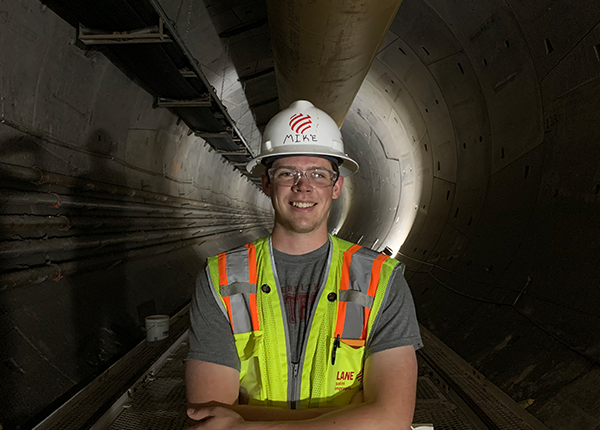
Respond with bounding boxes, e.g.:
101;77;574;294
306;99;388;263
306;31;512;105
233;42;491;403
326;336;364;406
234;330;263;403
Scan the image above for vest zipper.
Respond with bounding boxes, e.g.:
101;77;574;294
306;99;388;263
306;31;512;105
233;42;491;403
270;237;334;409
269;240;295;409
292;238;334;408
290;362;300;409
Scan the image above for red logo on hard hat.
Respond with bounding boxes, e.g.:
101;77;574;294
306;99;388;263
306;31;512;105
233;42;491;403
289;113;312;134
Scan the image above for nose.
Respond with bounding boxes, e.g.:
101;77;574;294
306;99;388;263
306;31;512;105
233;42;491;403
292;172;313;191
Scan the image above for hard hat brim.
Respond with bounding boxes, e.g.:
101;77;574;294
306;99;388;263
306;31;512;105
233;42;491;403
246;146;359;177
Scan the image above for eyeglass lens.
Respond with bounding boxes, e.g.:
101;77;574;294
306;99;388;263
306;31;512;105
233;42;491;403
270;168;336;188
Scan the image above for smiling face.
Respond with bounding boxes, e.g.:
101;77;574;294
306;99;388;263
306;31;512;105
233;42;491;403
262;156;343;236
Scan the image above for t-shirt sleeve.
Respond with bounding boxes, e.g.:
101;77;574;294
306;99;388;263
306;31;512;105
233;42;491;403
366;265;424;358
186;267;241;372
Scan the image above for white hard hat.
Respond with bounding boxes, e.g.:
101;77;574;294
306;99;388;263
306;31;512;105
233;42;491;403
246;100;359;177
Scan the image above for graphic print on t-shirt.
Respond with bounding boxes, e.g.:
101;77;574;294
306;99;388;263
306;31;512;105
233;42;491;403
282;283;319;324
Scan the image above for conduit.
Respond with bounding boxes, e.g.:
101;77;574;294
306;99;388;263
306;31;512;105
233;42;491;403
267;0;403;125
0;163;272;291
0;229;254;292
0;223;266;258
0;214;263;233
0;189;272;221
0;162;268;214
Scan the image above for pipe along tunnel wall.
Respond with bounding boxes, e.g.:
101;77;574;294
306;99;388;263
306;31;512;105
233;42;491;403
1;0;600;429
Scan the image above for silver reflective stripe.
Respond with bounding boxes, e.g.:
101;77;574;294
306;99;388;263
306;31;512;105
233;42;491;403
224;246;253;334
339;290;374;308
230;293;253;334
341;247;380;339
348;247;373;295
221;282;256;297
227;248;250;282
342;302;364;339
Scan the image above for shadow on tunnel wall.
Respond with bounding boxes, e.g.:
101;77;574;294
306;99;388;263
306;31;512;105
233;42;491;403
67;130;139;396
0;126;186;427
0;129;137;428
0;135;46;427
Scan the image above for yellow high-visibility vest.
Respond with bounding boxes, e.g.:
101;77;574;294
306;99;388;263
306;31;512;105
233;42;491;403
206;235;402;409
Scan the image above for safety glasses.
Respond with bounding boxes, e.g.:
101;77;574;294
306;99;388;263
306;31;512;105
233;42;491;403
267;167;338;188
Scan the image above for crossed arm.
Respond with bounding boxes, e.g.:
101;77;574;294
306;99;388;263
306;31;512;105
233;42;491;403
184;345;418;430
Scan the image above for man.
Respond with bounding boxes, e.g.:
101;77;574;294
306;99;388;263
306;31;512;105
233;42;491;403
185;100;423;430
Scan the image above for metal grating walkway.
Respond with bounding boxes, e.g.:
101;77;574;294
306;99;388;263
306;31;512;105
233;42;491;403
107;343;188;430
414;377;475;430
33;309;190;430
417;326;549;430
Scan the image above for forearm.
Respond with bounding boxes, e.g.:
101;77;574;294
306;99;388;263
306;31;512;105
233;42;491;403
241;402;412;430
186;349;418;430
229;405;342;422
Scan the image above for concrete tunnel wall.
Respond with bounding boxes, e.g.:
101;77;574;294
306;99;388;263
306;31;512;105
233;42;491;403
1;0;600;429
0;1;272;426
338;2;600;428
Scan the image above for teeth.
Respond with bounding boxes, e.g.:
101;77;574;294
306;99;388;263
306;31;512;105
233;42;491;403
292;202;316;208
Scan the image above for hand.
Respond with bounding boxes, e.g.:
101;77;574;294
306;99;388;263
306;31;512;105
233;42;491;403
186;405;245;430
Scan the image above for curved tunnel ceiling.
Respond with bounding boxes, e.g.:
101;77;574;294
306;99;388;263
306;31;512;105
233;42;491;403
1;0;600;428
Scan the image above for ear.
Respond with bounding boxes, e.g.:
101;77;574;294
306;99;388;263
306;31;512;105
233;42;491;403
332;176;344;199
261;173;271;196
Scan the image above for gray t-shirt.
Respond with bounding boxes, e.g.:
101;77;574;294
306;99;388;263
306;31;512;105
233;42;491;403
187;241;423;371
272;241;329;363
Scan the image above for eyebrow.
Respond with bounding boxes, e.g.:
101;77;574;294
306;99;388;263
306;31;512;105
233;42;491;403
273;165;329;170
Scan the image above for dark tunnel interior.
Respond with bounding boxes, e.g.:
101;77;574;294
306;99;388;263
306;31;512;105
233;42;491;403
1;0;600;429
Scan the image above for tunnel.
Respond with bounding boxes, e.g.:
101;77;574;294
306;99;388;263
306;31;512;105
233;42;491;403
1;0;599;429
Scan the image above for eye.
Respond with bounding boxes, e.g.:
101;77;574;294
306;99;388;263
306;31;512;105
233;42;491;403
276;169;295;178
310;170;328;179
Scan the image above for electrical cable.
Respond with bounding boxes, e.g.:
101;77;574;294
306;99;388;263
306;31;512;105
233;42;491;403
398;251;510;305
397;252;600;365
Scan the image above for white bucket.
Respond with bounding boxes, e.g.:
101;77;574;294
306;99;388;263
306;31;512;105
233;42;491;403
145;315;169;342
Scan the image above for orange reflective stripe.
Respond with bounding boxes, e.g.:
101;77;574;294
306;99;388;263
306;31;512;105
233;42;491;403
245;243;260;331
367;254;389;297
218;253;228;286
362;314;371;340
335;244;362;337
361;254;389;339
